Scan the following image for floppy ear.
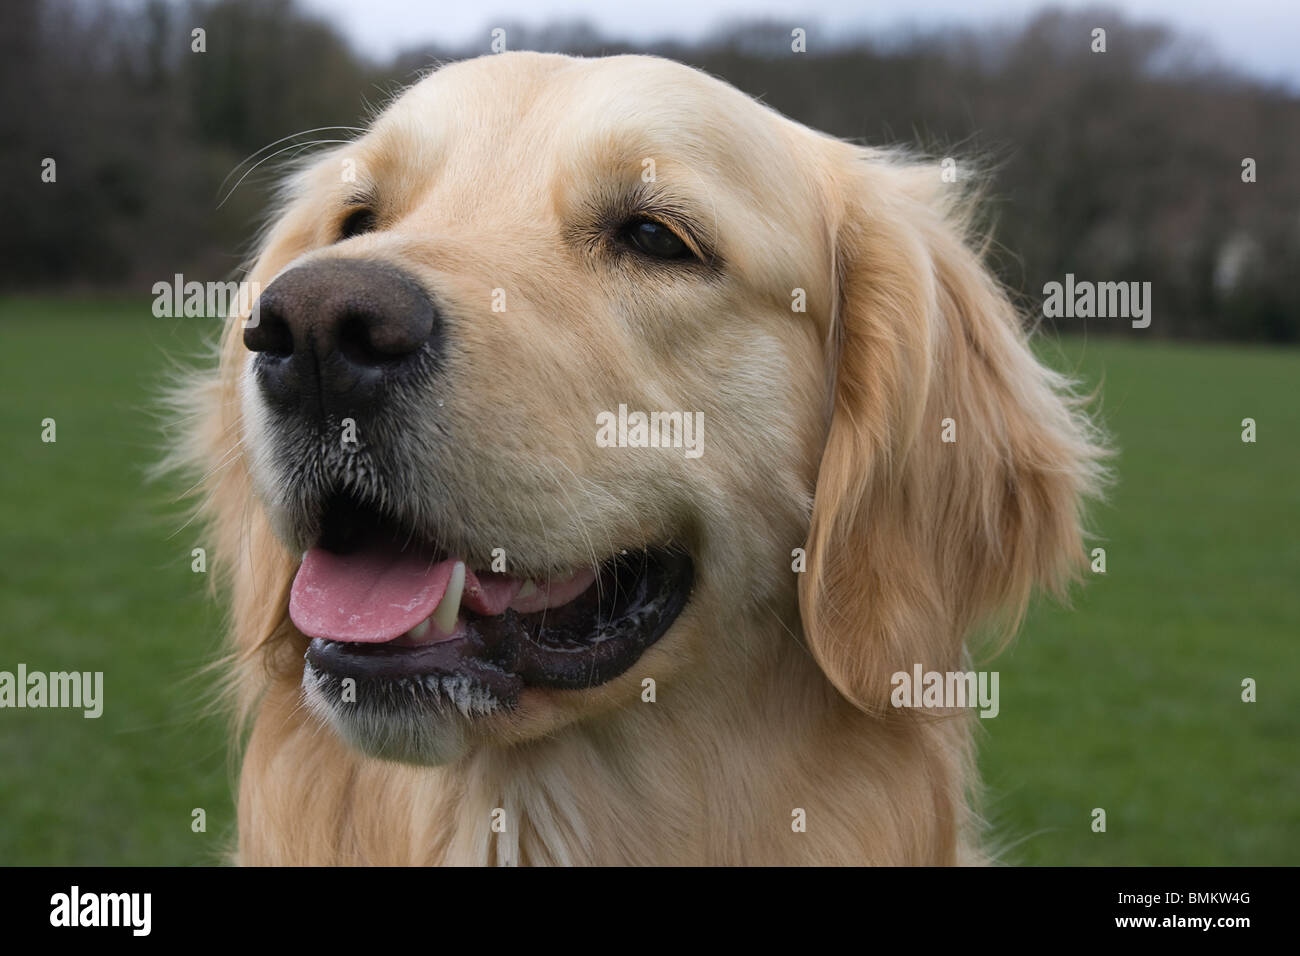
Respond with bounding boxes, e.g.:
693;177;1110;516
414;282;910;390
798;148;1108;713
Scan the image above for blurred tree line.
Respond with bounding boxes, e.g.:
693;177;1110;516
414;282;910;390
2;0;1297;340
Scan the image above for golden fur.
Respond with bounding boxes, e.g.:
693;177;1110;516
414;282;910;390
174;52;1107;865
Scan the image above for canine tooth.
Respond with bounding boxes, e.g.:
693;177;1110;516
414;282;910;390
516;579;538;599
406;618;431;640
432;561;466;635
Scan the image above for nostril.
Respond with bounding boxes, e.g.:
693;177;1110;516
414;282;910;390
337;310;426;367
244;304;294;358
338;312;385;366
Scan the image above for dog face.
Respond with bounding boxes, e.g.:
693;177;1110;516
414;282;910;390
218;52;1102;767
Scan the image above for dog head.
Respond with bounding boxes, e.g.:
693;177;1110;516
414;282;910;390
197;52;1103;765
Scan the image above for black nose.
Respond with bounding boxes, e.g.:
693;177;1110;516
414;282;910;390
244;259;438;416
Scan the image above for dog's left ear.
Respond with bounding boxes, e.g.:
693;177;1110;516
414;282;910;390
798;147;1108;713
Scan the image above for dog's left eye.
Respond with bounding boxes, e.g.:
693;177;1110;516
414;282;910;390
622;218;693;261
338;207;377;241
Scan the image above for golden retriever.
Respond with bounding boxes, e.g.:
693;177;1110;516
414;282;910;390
177;52;1106;865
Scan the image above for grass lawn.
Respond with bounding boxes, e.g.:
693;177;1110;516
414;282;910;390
0;298;230;865
1;298;1296;865
983;334;1300;864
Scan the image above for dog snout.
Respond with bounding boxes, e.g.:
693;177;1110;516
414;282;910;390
244;259;439;416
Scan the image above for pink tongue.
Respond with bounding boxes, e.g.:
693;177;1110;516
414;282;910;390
290;546;531;643
290;546;456;643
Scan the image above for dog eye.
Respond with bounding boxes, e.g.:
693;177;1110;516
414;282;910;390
622;217;692;261
338;207;377;241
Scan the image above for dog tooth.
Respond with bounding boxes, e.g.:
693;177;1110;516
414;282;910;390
432;561;466;635
516;579;538;599
406;618;431;641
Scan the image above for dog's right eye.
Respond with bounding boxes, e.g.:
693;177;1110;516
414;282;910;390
338;207;377;241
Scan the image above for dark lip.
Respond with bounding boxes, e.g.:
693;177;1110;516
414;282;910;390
303;547;694;710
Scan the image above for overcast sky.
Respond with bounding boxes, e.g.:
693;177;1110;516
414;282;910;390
297;0;1299;90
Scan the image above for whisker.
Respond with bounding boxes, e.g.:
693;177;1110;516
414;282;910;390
217;139;353;209
170;439;246;506
217;126;366;197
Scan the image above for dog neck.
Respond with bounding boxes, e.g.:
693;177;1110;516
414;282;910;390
236;615;976;865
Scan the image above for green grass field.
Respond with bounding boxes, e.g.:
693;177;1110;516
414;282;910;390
1;298;1296;865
